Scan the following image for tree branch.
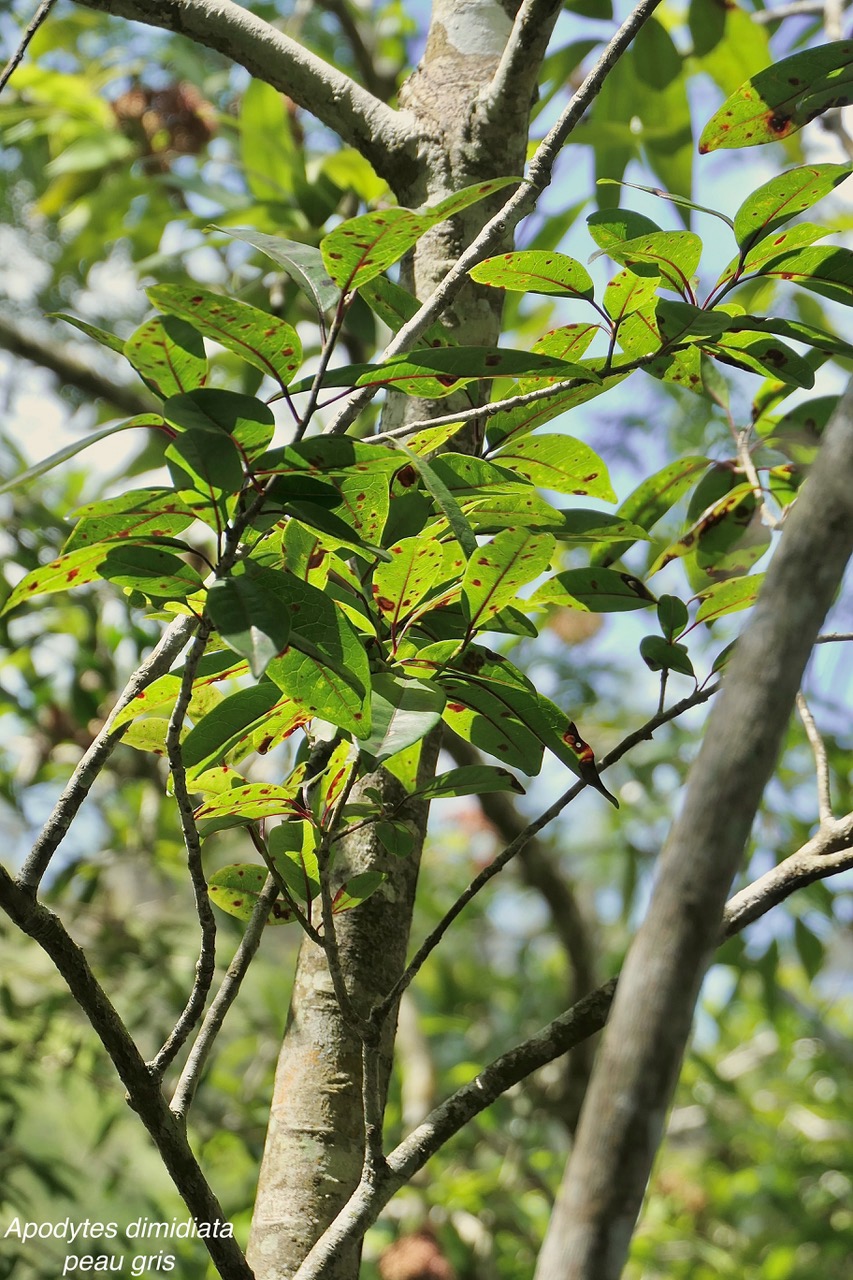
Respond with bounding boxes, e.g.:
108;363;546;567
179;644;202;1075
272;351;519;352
535;378;853;1280
796;691;833;823
0;0;60;95
0;314;158;418
0;865;254;1280
171;875;280;1119
72;0;416;183
326;0;665;436
17;612;197;893
482;0;564;121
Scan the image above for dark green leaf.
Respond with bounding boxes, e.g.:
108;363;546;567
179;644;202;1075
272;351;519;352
589;456;708;567
532;568;656;611
640;635;694;676
359;673;446;766
414;765;525;800
100;545;203;600
207;567;292;678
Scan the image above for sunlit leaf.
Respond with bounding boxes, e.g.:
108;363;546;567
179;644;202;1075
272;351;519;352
208;864;294;925
469;250;594;299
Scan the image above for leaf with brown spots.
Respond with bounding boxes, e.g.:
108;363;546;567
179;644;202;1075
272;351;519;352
1;545;111;615
63;489;198;554
589;456;708;568
470;250;594;299
531;567;657;612
462;528;555;633
124;314;208;399
489;434;616;501
699;41;853;153
208;865;294;925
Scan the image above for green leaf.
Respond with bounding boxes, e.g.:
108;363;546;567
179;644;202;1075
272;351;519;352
462;528;555;631
756;245;853;307
414;765;525;800
321;177;517;289
359;276;456;346
604;268;660;322
2;545;110;613
531;323;599;362
699;41;853;152
182;682;306;770
611;231;703;295
695;574;765;625
63;489;197;553
333;871;386;914
208;865;293;925
207;566;292;678
0;416;165;497
640;635;694;677
552;510;652;545
657;594;688;641
705;331;816;389
148;284;303;391
469;250;594;299
372;537;447;630
485;373;627;447
268;823;321;903
165;428;244;499
732;164;851;252
587;208;662;255
794;916;825;981
351;347;596;398
589;456;708;567
162;388;276;462
650;483;759;575
120;718;174;756
124;314;208;399
439;675;545;773
389;441;478;557
100;545;203;600
265;572;371;738
359;673;445;766
195;779;303;825
211;225;339;316
690;0;771;97
375;820;417;858
488;434;615;500
532;567;656;612
596;180;733;231
52;312;127;354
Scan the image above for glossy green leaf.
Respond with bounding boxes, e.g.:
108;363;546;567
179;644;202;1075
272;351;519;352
195;780;303;826
462;528;555;631
439;675;545;773
162;389;276;462
612;231;703;295
211;225;339;316
372;537;447;629
485;372;627;447
2;545;111;613
265;573;371;738
353;347;596;398
651;483;757;575
604;268;660;322
182;682;306;770
359;673;445;766
208;864;293;925
640;635;694;677
207;566;292;678
587;208;662;254
469;251;594;299
414;765;525;800
489;434;615;501
63;489;197;553
532;567;656;612
332;871;386;913
756;246;853;306
552;510;652;544
717;223;831;289
268;822;321;904
695;574;766;625
733;164;851;252
589;455;708;567
657;594;689;641
124;314;207;399
699;41;853;152
148;284;302;390
100;545;203;600
706;331;816;389
321;177;517;289
531;323;599;363
165;427;244;498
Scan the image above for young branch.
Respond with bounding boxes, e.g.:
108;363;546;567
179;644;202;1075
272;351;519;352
171;874;280;1119
326;0;665;437
0;0;60;95
796;691;833;823
72;0;415;183
17;612;197;893
536;378;853;1280
0;865;254;1280
150;620;217;1080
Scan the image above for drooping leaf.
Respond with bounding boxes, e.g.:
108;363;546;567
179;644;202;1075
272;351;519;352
0;416;166;497
488;434;615;500
268;822;321;903
211;225;339;316
639;635;695;677
657;594;689;641
469;250;594;299
148;284;303;390
207;565;292;678
439;674;545;773
161;388;276;462
240;78;304;203
462;528;555;631
124;314;208;398
732;163;851;252
2;545;111;613
532;567;657;612
359;673;446;766
208;864;293;925
705;331;816;389
321;177;517;289
650;483;758;575
699;41;853;152
52;312;127;354
414;765;525;800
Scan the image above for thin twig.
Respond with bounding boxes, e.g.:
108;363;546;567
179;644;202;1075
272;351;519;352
371;679;720;1024
171;874;280;1119
17;613;197;892
0;0;59;96
325;0;665;437
816;631;853;643
752;0;827;18
796;690;833;823
361;1040;389;1181
737;426;782;530
150;619;217;1079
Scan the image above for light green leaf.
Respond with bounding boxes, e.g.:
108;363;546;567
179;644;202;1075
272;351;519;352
372;537;447;630
695;574;766;625
462;528;555;631
211;225;339;316
489;434;615;500
2;545;110;613
469;250;594;299
208;864;294;925
733;164;851;252
124;314;208;399
0;416;164;497
63;489;197;553
268;822;321;903
414;765;525;800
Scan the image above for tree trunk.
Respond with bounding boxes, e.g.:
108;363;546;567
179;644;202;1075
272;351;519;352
247;3;536;1275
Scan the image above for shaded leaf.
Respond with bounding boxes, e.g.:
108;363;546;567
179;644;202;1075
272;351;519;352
211;225;339;316
589;456;709;567
359;673;446;766
268;822;321;903
207;566;292;678
532;567;656;611
414;765;525;800
182;682;307;770
100;545;204;600
124;314;207;398
640;635;694;677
